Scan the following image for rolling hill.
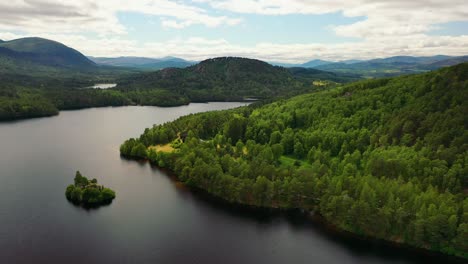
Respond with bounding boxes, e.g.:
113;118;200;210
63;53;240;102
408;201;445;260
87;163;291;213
0;37;95;68
116;57;357;104
301;59;333;67
90;56;195;70
423;56;468;70
116;57;297;102
272;55;468;78
313;55;468;78
271;59;333;68
0;54;358;120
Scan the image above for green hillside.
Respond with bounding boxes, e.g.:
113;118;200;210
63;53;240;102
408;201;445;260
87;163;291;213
121;63;468;258
116;57;356;104
117;57;298;102
0;38;361;121
0;55;351;120
0;37;95;68
0;37;140;80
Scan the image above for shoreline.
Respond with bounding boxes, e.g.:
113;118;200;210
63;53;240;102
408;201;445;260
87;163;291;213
123;155;467;262
0;101;253;122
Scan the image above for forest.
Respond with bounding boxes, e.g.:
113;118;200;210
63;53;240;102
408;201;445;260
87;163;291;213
0;57;355;121
120;63;468;258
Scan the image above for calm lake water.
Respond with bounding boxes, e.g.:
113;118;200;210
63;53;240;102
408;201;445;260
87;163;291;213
0;103;463;264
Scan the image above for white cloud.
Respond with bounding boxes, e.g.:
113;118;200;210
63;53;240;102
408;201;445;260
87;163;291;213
0;0;241;34
161;19;193;29
3;32;465;63
0;0;467;62
200;0;468;38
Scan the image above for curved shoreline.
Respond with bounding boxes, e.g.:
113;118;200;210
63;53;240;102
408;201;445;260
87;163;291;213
0;100;257;122
123;155;467;262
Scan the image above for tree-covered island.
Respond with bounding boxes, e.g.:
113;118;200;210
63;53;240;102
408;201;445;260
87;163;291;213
65;171;116;207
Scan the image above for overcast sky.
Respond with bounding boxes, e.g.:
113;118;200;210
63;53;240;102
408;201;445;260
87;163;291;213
1;0;467;63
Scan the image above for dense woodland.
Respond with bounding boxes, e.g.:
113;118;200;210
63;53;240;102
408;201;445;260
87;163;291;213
116;57;357;102
0;57;353;120
0;81;130;120
121;63;468;258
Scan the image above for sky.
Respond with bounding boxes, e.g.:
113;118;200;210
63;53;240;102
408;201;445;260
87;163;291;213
0;0;467;63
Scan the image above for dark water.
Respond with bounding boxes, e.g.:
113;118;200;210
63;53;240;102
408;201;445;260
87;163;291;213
0;104;463;264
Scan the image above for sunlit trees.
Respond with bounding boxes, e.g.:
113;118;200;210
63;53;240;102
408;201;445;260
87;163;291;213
120;63;468;257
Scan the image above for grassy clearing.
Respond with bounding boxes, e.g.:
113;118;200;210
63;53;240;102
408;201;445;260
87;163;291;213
148;144;175;153
313;80;328;86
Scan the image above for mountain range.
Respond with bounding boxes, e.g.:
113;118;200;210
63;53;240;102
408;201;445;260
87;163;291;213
89;56;196;70
271;55;468;77
1;37;467;80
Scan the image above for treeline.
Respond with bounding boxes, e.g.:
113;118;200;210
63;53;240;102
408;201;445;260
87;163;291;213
0;89;58;120
120;63;468;258
0;57;358;121
0;85;130;120
116;57;353;103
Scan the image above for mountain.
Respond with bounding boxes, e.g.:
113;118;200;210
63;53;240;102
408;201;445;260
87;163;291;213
301;59;333;67
423;56;468;70
272;55;465;78
270;59;333;68
137;59;195;70
0;53;358;120
90;56;162;66
366;55;452;64
269;61;301;67
340;59;362;64
272;59;334;68
90;56;195;70
121;62;468;258
288;67;361;83
117;57;297;102
0;37;95;68
116;57;361;106
313;55;468;78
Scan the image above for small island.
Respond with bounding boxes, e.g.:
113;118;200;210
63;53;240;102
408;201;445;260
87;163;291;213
65;171;116;207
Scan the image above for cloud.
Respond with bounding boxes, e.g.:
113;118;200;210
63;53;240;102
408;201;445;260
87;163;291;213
3;31;465;63
200;0;468;38
0;0;467;62
161;19;194;29
0;0;241;34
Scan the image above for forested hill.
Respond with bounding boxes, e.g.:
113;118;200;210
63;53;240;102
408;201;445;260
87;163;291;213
117;57;295;102
116;57;358;103
121;63;468;258
0;54;356;120
0;37;96;69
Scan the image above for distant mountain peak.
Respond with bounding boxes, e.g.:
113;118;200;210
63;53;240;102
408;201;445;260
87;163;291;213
301;59;333;68
89;55;195;69
0;37;95;68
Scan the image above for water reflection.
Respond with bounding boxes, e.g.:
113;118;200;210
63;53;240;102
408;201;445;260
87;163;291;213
0;104;464;264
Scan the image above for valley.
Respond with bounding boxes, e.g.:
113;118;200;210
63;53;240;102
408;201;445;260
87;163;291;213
0;35;466;263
